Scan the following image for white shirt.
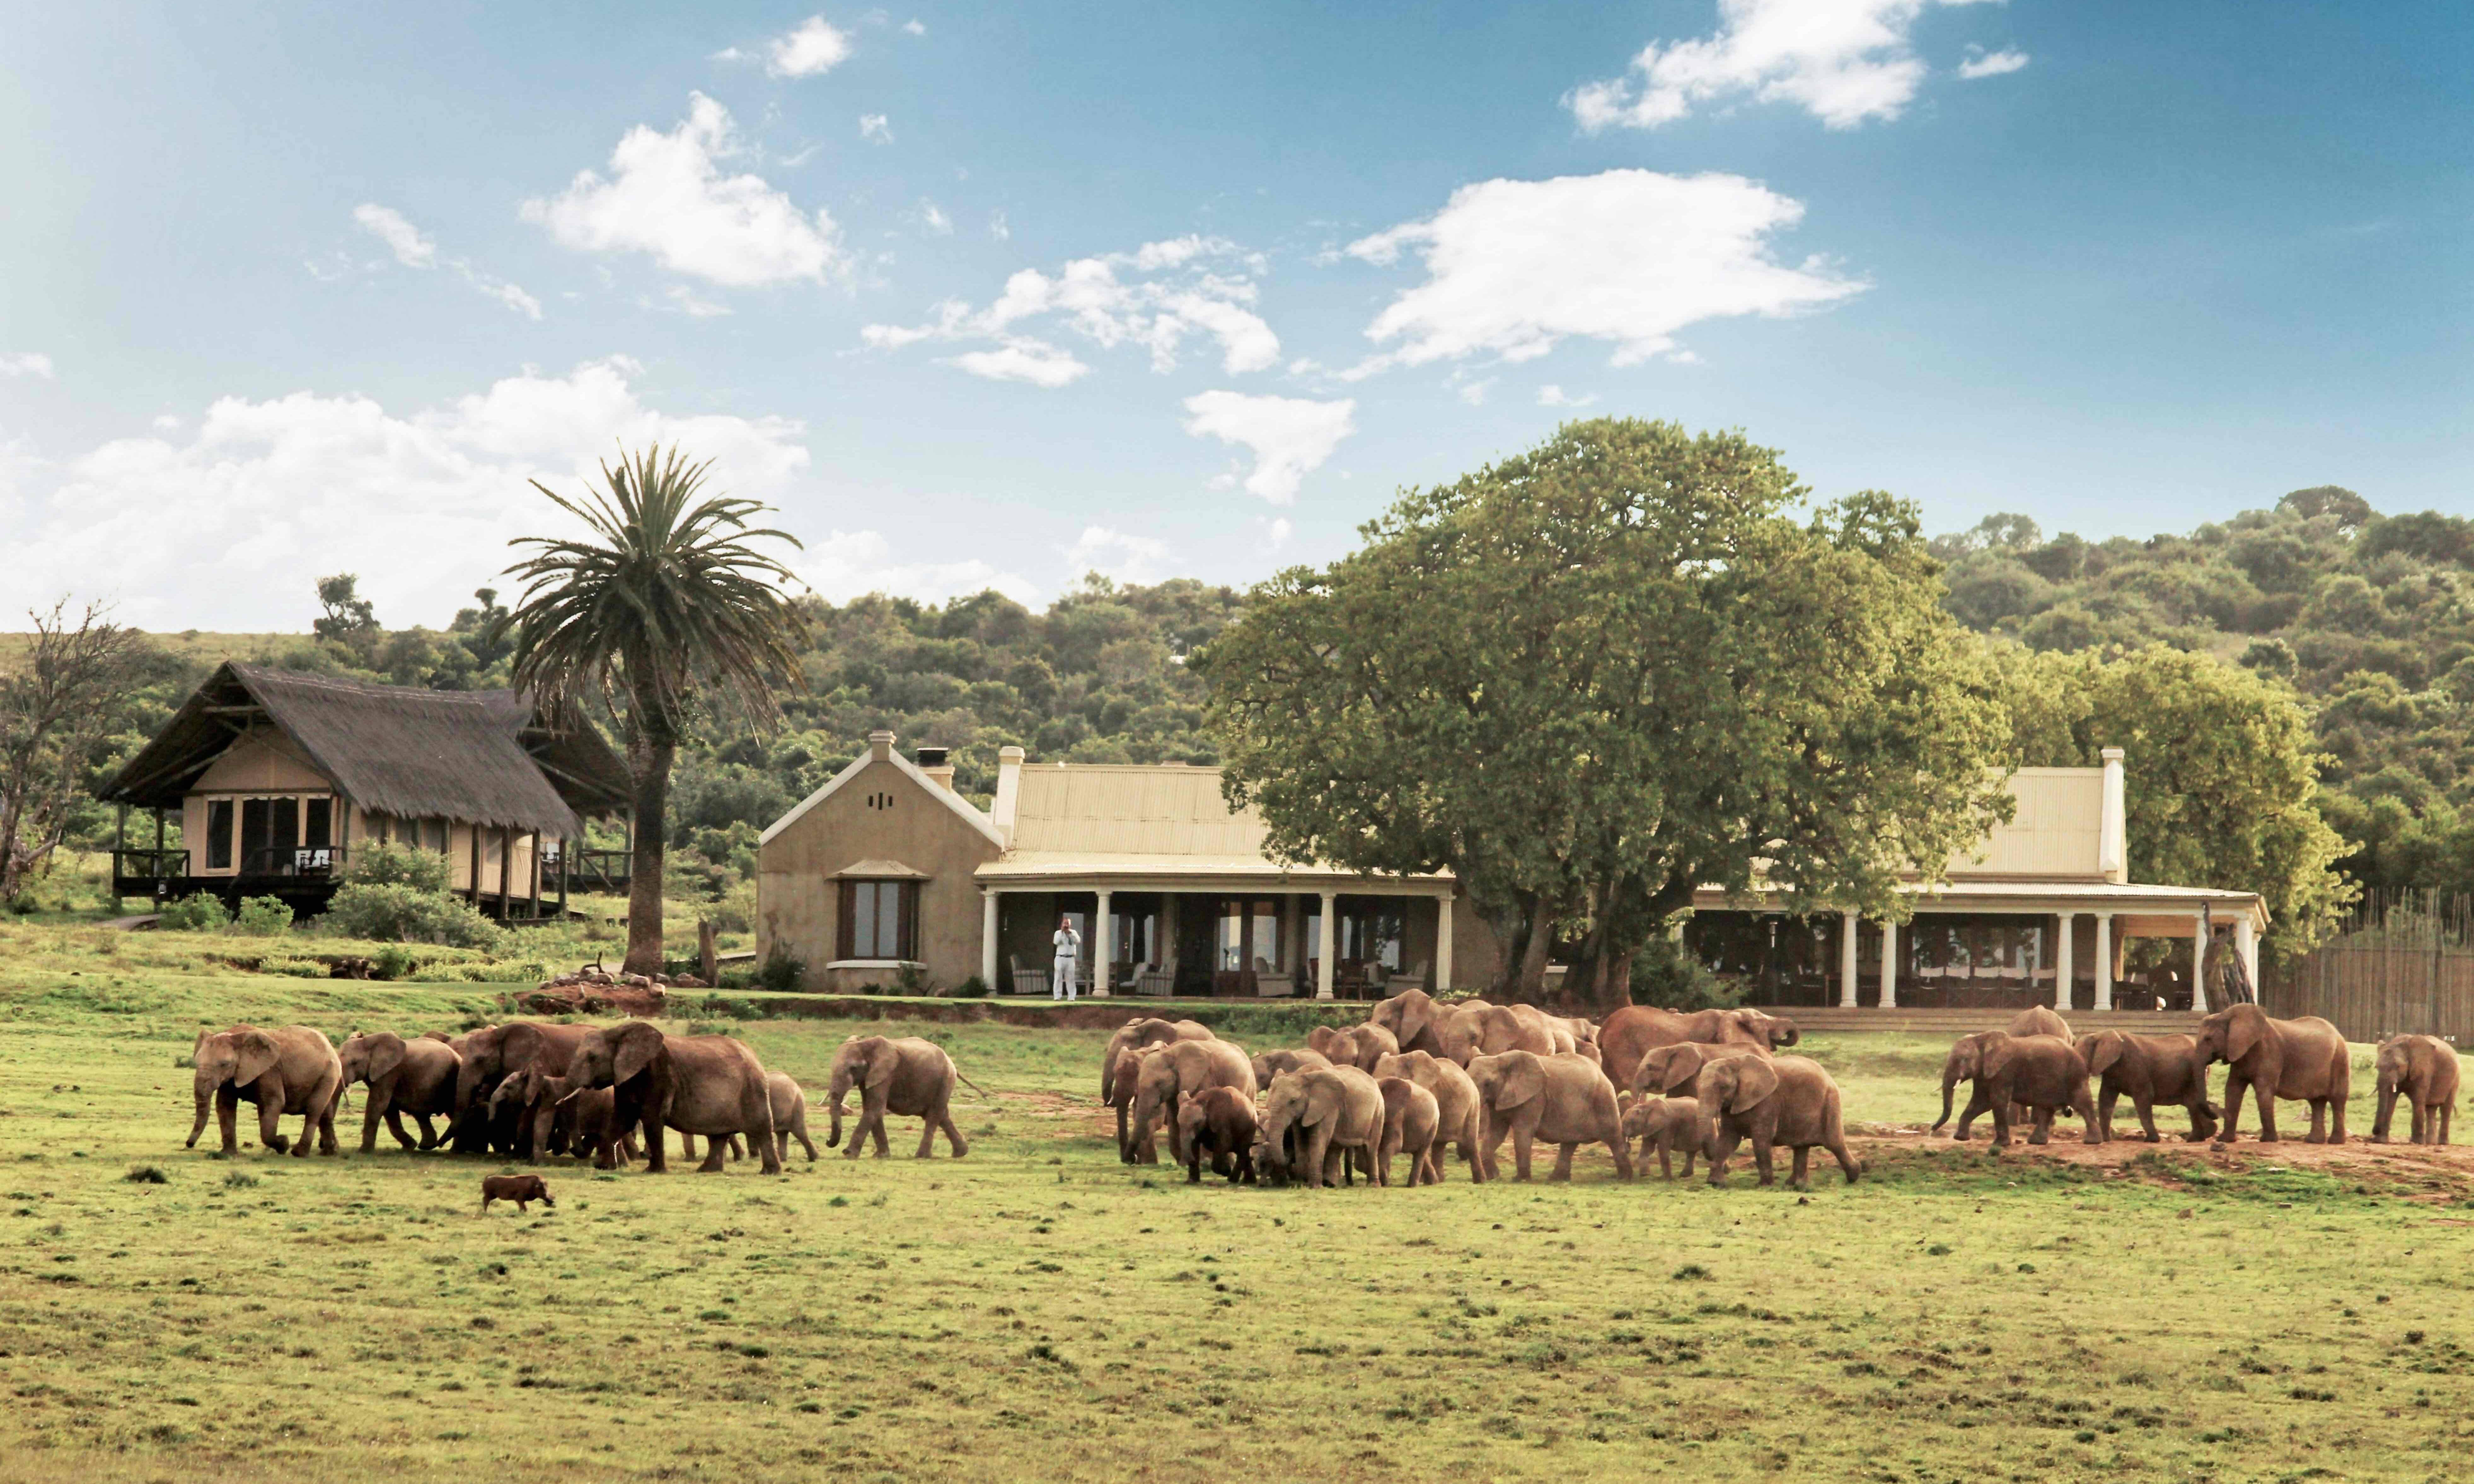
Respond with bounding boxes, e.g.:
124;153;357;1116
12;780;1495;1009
1052;927;1081;961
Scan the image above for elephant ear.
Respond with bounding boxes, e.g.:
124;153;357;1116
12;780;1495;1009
231;1030;281;1087
612;1025;663;1087
1724;1057;1780;1114
1493;1054;1545;1111
366;1034;406;1084
1652;1047;1705;1096
1398;992;1432;1049
1980;1034;2018;1080
2084;1033;2123;1076
1302;1072;1344;1128
2228;1009;2263;1064
862;1041;898;1092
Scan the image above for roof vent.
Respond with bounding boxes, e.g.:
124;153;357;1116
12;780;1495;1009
916;747;949;767
916;745;956;792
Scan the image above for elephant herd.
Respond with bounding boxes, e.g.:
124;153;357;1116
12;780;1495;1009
1102;989;1859;1191
185;1019;984;1174
1930;1002;2461;1149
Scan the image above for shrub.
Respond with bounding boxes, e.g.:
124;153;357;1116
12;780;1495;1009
124;1165;168;1185
343;841;451;893
158;893;232;932
894;963;930;997
233;896;295;936
955;975;990;998
755;947;805;993
710;877;758;935
1629;936;1739;1013
319;882;502;951
370;944;419;981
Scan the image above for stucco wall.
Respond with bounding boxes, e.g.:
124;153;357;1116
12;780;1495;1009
757;759;1003;992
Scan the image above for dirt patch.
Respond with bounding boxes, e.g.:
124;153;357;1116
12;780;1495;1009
1852;1125;2474;1189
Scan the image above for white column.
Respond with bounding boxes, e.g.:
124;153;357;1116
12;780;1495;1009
980;890;999;991
1436;892;1454;992
1879;917;1899;1010
2235;914;2258;992
2190;910;2209;1014
1316;890;1337;1000
1839;912;1859;1008
1095;889;1114;997
2093;913;2113;1011
2055;912;2075;1012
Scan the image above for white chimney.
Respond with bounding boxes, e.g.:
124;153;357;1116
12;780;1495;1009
991;745;1025;842
868;729;895;764
2098;747;2127;883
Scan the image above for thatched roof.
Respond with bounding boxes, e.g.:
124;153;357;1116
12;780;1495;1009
102;662;630;837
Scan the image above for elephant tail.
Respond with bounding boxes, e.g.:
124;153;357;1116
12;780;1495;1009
954;1069;992;1102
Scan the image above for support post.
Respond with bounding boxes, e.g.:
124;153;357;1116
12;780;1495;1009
1879;916;1899;1010
1095;889;1114;997
1161;894;1180;995
2093;913;2114;1011
2235;914;2258;994
558;837;570;918
496;827;513;920
1839;911;1859;1009
529;831;543;918
467;825;482;906
1316;890;1337;1000
2191;909;2210;1014
2055;912;2076;1012
981;890;1000;991
1436;891;1455;993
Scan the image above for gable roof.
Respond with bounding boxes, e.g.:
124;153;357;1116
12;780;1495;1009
759;745;1009;850
101;662;629;837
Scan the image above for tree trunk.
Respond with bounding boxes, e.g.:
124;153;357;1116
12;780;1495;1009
623;733;675;977
1512;894;1556;1004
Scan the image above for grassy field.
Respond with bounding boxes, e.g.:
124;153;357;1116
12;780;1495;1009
2;924;2471;1482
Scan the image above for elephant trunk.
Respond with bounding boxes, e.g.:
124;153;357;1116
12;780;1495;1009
186;1070;217;1148
1933;1066;1958;1132
826;1067;849;1148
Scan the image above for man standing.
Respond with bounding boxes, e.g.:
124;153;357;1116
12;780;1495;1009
1051;914;1082;1001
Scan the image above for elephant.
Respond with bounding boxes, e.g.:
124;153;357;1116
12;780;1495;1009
1259;1066;1385;1188
1303;1023;1400;1073
1249;1047;1333;1092
1130;1039;1257;1165
1113;1049;1168;1163
765;1071;820;1163
1347;1023;1402;1070
1102;1018;1212;1140
1597;1006;1797;1096
1631;1041;1767;1099
1370;1050;1486;1182
1176;1086;1259;1185
2194;1004;2350;1146
1376;1077;1442;1186
1465;1050;1633;1182
1696;1055;1858;1190
1934;1032;2099;1147
504;1070;639;1168
1619;1094;1700;1179
2009;1006;2073;1042
489;1066;579;1161
450;1021;594;1154
337;1031;460;1153
187;1024;343;1158
560;1021;781;1174
2080;1030;2218;1143
826;1035;983;1160
2373;1033;2460;1146
1366;988;1453;1059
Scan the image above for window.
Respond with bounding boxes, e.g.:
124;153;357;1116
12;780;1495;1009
304;798;332;850
206;799;234;871
837;879;917;960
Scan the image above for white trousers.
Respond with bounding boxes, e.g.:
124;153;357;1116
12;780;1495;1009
1052;958;1078;999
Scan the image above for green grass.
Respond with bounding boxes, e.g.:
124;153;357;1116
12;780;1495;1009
0;927;2468;1481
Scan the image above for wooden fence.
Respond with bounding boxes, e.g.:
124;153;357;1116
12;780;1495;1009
2261;889;2474;1043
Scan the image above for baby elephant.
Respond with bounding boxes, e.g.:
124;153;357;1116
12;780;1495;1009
1620;1095;1701;1179
1178;1087;1260;1185
479;1174;553;1215
1376;1076;1442;1186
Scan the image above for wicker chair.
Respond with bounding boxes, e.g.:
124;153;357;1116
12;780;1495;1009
1009;955;1048;997
1252;955;1295;998
1134;963;1177;997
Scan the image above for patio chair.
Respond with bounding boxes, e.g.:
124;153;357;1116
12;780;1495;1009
1134;963;1177;997
1394;959;1429;993
1008;955;1048;997
1253;955;1295;998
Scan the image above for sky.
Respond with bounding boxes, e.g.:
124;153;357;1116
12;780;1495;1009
1;2;2467;630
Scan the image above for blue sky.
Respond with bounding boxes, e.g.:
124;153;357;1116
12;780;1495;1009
2;2;2466;630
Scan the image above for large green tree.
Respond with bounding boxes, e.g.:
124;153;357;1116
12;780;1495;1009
1993;641;2353;958
1200;418;2014;1007
504;446;805;974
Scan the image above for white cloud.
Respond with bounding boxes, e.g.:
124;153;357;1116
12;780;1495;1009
864;235;1279;383
1567;0;1997;132
947;339;1090;388
0;352;54;379
665;285;732;318
903;19;926;36
1064;526;1174;585
1181;390;1355;505
0;358;812;629
766;17;854;78
524;93;844;288
466;272;543;320
916;199;953;235
353;204;436;268
1536;384;1599;407
989;209;1010;241
1456;378;1493;406
799;528;1038;606
859;112;893;143
1958;46;2029;79
1343;170;1863;371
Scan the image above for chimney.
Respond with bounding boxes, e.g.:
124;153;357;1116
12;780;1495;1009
2098;747;2127;883
992;745;1026;840
868;730;895;764
916;746;955;791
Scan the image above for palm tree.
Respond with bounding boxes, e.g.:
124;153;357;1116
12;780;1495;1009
505;446;804;975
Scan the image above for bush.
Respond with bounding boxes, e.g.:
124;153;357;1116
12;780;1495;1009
955;975;991;998
318;882;502;951
1629;936;1739;1013
755;947;805;993
158;893;231;932
343;841;450;893
124;1165;168;1185
233;896;295;936
370;944;419;981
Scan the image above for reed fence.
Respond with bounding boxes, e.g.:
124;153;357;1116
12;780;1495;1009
2261;889;2474;1043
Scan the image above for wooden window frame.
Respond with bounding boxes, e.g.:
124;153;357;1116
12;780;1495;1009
837;879;919;961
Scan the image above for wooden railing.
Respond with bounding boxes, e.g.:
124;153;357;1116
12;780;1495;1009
2263;889;2474;1042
